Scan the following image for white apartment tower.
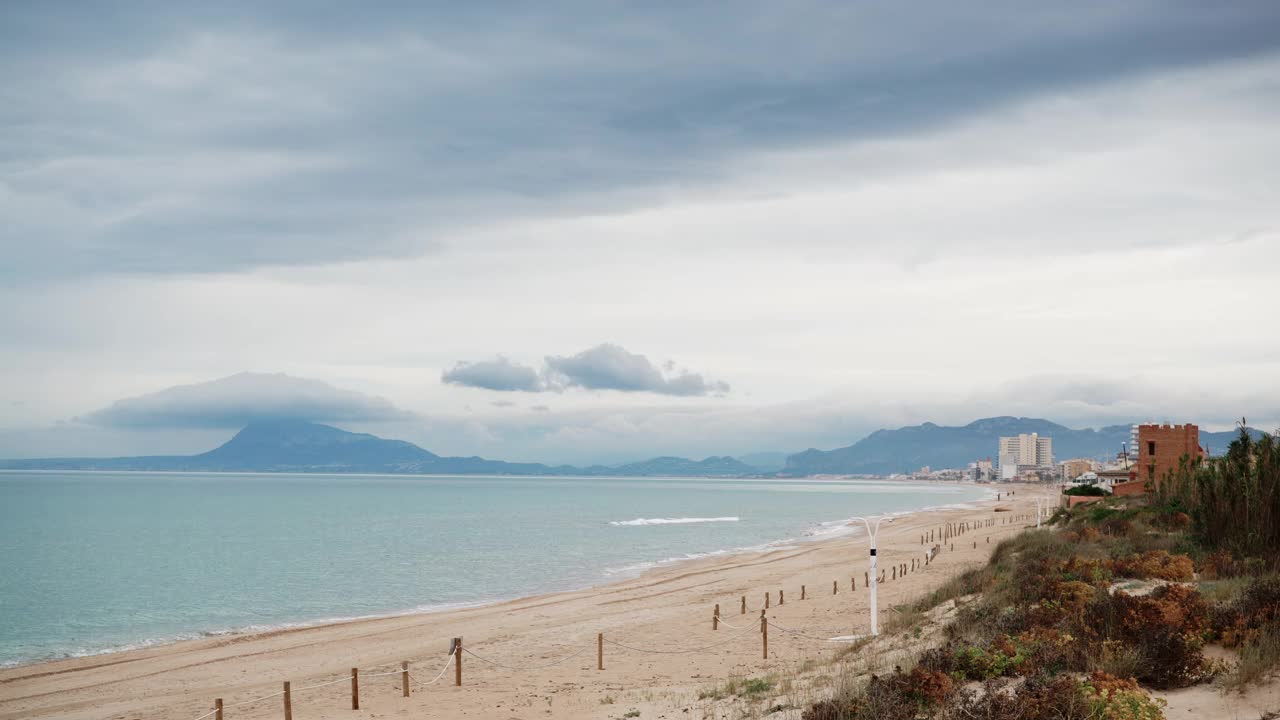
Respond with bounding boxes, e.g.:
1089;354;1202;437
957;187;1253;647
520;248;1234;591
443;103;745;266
997;433;1054;479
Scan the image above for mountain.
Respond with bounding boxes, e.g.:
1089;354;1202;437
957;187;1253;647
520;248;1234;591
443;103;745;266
784;417;1134;476
608;455;757;477
6;417;1263;479
1199;427;1270;456
193;419;437;470
0;420;756;477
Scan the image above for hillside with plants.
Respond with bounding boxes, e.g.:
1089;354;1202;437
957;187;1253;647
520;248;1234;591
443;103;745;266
782;429;1280;719
68;422;1265;719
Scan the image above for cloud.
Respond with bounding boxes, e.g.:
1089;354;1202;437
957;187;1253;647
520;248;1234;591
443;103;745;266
82;372;415;429
441;357;542;392
442;344;729;397
4;3;1279;280
544;344;729;396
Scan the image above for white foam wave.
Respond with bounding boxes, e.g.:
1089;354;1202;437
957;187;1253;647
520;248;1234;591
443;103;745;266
610;516;739;526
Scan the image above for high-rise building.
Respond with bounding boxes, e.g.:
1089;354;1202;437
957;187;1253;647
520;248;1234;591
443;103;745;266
997;433;1054;480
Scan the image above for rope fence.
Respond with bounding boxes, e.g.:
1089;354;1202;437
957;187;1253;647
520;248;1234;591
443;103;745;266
171;507;1035;720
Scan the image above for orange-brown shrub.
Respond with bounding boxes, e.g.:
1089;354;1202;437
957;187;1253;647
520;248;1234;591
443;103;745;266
1108;551;1195;581
1059;556;1111;585
1085;670;1140;695
1104;584;1209;688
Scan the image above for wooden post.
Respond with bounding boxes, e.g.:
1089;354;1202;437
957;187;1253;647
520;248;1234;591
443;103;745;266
284;681;293;720
215;698;223;720
851;576;855;591
779;589;784;605
833;579;837;595
765;591;770;609
864;571;868;587
741;595;746;614
760;610;768;659
351;667;359;710
597;633;603;671
454;637;463;687
713;604;719;630
401;661;409;698
801;584;806;600
892;566;896;580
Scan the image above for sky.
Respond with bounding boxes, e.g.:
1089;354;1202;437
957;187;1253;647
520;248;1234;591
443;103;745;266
2;2;1279;464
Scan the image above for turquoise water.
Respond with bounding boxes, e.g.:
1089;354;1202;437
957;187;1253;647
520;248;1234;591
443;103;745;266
0;472;987;667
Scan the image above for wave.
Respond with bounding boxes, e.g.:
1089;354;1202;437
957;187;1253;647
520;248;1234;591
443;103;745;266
610;516;739;526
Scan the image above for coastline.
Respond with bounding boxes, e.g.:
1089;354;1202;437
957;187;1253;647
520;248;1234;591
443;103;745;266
0;476;994;672
0;482;1048;720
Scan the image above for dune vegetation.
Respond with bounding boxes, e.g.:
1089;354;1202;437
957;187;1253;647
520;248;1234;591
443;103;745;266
802;430;1280;720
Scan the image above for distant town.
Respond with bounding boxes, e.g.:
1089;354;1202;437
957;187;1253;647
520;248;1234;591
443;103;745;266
903;422;1210;499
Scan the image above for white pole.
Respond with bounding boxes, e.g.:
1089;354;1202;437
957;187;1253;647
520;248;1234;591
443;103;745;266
1035;497;1043;528
852;516;886;636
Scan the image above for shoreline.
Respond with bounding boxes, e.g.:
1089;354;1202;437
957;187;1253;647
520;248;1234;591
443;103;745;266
0;483;1045;720
0;479;995;672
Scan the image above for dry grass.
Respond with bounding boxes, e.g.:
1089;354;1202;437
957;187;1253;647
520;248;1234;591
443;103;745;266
1223;632;1280;691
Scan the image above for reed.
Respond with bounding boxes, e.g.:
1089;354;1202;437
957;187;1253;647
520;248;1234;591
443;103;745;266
1158;429;1280;567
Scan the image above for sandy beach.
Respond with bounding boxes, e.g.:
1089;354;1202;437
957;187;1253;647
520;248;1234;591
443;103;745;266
0;484;1052;720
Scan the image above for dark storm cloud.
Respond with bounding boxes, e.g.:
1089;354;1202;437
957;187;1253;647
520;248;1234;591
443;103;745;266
83;372;415;428
442;344;729;396
3;1;1279;279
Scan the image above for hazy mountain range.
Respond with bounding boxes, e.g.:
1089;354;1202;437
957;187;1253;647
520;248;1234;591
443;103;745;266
0;419;760;477
0;416;1256;478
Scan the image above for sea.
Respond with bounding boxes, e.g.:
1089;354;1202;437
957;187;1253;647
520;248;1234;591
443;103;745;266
0;471;989;668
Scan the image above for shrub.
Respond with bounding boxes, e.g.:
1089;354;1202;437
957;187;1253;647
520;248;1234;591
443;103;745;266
1059;557;1111;585
1097;585;1209;688
1095;639;1145;679
1065;484;1108;497
941;675;1092;720
1212;575;1280;683
952;644;1021;680
801;667;954;719
1082;672;1168;719
1100;517;1134;537
1108;551;1195;581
